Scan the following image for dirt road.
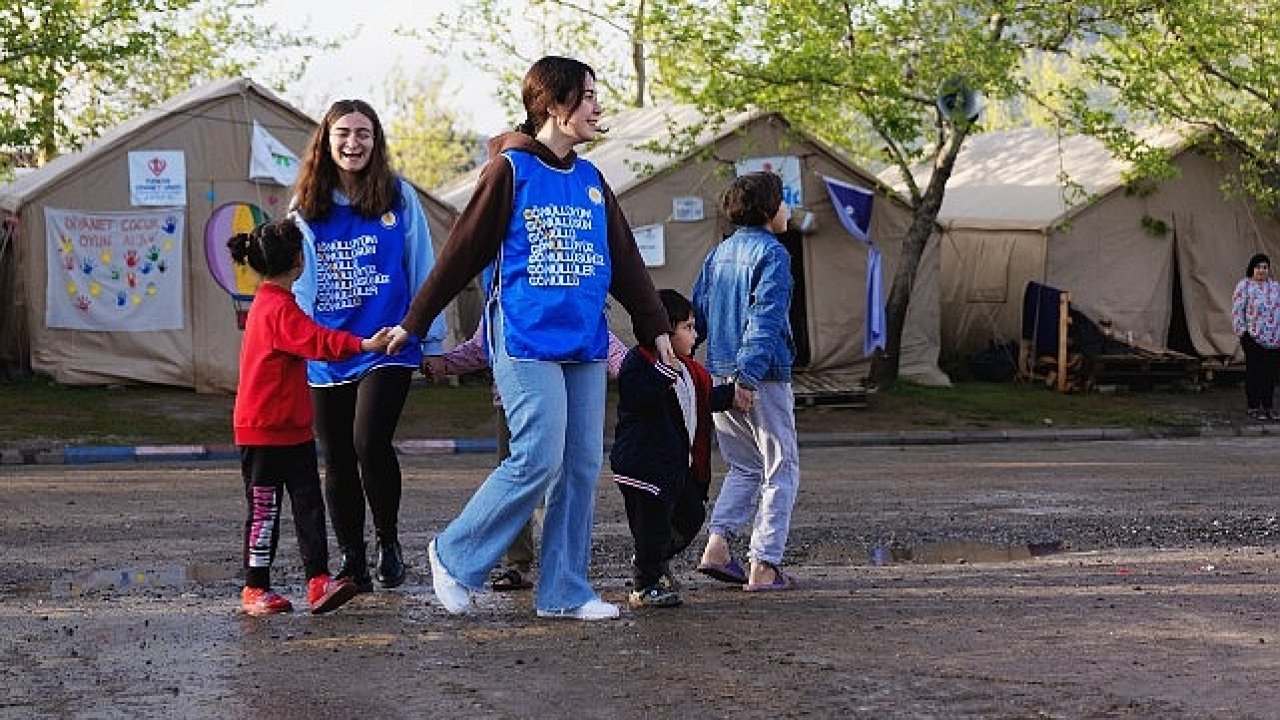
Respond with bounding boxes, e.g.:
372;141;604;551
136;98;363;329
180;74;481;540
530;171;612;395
3;438;1279;718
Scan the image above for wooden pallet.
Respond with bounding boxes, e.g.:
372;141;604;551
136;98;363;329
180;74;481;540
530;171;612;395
791;371;869;408
1087;353;1201;389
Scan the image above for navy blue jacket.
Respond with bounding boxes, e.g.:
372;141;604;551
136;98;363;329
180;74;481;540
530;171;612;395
610;346;734;501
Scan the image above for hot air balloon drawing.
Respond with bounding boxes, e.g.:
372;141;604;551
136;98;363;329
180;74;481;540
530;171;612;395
204;202;269;329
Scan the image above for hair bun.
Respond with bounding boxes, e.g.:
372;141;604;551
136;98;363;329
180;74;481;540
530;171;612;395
226;232;253;264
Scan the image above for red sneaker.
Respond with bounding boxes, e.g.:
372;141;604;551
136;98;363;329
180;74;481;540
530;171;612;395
241;586;293;616
307;574;359;615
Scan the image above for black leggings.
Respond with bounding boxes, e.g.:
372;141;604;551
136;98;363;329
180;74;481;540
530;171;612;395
312;366;412;551
241;442;329;589
1241;333;1280;410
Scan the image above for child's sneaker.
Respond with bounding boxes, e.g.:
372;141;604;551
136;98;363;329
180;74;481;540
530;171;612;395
628;584;682;608
307;574;359;615
241;586;293;616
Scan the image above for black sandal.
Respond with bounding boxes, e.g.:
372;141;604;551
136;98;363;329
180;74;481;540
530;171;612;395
491;568;533;592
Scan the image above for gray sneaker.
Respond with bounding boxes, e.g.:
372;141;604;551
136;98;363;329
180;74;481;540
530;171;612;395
628;584;682;608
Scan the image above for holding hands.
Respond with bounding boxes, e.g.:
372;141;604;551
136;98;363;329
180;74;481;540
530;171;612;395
386;324;412;355
361;327;394;353
373;324;445;381
654;334;680;372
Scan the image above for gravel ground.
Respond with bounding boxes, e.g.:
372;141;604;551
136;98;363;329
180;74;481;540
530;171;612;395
4;437;1280;718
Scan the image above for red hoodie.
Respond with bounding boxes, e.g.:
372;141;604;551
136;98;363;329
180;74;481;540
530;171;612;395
233;283;362;446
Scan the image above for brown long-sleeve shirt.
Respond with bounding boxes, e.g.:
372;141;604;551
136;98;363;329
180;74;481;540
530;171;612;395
398;132;670;347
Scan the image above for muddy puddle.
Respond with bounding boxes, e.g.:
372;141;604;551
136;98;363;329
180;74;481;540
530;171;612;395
34;563;237;598
866;539;1066;565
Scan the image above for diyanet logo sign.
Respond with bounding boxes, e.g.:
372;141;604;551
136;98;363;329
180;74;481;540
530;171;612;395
128;151;187;206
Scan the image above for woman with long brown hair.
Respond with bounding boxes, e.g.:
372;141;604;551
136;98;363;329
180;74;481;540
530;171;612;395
291;100;446;592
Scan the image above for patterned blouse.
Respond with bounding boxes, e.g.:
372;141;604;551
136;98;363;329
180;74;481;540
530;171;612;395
1232;277;1280;348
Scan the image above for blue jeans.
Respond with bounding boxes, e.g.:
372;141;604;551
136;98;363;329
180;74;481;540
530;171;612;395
433;310;607;612
707;380;800;565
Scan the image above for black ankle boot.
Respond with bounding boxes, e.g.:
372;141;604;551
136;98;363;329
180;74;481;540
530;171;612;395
335;544;373;593
376;538;406;588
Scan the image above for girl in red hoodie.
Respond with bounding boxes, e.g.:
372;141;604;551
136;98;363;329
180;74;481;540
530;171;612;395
228;219;390;616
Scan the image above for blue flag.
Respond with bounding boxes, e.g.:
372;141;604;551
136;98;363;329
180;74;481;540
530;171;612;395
823;175;874;242
823;175;885;356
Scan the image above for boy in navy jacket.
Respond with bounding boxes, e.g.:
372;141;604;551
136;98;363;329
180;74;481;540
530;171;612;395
611;289;736;607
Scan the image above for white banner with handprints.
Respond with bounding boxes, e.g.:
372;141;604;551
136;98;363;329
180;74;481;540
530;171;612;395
45;207;185;331
128;150;187;206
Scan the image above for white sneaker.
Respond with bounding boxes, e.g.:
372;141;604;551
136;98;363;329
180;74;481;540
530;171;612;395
536;597;620;621
428;539;472;614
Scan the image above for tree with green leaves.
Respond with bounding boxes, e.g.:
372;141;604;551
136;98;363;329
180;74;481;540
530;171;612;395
382;69;486;190
644;0;1151;383
1067;1;1280;210
1;1;322;172
421;0;656;116
1;0;194;165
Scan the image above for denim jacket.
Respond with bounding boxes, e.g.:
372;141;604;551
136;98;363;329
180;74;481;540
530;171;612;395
692;225;795;388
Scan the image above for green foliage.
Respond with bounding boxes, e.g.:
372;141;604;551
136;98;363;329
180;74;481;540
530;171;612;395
1064;0;1280;211
1;0;189;163
417;0;657;116
0;1;325;166
382;69;486;190
641;1;1121;382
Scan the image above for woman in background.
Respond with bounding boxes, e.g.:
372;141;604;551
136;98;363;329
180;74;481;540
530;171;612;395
1231;253;1280;420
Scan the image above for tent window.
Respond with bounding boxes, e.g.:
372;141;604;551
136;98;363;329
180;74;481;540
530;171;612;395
967;235;1015;303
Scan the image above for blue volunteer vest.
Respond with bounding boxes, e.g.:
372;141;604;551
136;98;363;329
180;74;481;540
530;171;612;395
496;150;612;361
305;197;422;385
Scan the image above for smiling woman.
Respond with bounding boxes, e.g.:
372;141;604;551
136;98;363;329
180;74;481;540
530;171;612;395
287;98;449;592
385;55;672;622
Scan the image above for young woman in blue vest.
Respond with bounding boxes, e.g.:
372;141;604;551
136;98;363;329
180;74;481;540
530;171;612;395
388;56;674;620
290;100;447;592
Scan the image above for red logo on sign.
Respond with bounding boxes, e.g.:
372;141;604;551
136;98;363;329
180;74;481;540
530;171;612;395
148;157;167;176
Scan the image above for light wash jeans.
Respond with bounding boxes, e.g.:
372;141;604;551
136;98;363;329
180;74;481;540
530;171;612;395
707;380;800;565
433;309;607;613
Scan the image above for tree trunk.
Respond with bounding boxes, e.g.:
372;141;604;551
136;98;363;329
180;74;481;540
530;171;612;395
873;124;969;385
632;0;647;107
30;54;64;165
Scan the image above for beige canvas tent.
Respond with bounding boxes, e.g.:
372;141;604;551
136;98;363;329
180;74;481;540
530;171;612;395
897;127;1280;362
439;106;948;386
0;78;462;393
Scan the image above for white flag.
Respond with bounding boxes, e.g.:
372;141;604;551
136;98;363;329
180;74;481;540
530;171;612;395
249;120;300;186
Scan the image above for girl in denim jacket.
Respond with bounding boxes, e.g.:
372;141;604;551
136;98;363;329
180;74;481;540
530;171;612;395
693;171;801;591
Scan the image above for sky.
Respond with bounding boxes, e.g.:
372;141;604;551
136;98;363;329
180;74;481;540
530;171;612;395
253;0;510;135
